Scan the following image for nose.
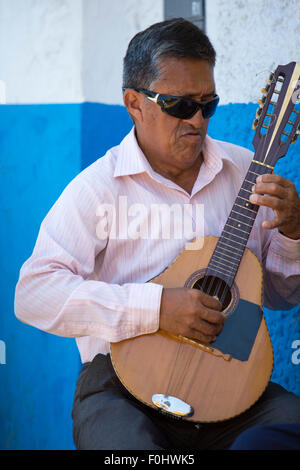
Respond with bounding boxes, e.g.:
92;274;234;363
183;107;205;126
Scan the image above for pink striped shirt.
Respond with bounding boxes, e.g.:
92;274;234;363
14;128;300;363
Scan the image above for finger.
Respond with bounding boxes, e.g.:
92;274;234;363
256;173;294;188
189;328;217;344
261;212;283;230
198;306;227;325
249;193;285;211
252;181;287;199
196;290;222;311
190;317;224;337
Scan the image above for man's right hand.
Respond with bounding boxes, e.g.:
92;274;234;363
159;287;226;344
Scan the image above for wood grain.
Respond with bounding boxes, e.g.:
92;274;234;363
110;236;273;422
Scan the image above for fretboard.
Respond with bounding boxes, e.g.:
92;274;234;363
205;159;273;286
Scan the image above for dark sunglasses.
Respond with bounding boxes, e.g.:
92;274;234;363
128;88;219;120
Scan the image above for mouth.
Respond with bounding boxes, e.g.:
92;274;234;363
181;132;202;143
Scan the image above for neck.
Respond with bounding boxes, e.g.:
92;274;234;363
150;155;203;194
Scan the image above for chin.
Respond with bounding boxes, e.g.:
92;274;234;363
179;146;203;165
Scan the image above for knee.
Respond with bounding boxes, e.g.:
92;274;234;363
272;392;300;423
230;426;271;450
230;424;300;450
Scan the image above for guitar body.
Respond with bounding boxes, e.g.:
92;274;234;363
110;236;274;422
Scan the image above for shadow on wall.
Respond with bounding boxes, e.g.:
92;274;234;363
0;101;299;450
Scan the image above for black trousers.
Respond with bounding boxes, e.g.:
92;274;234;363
71;353;300;450
229;424;300;449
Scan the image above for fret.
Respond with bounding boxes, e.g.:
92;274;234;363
212;253;238;268
252;159;274;170
250;161;273;172
239;187;253;194
235;199;257;213
223;229;248;242
203;57;300;293
226;222;251;235
208;266;235;281
206;267;232;280
231;209;254;221
214;247;241;262
218;239;244;253
222;235;246;248
229;215;253;227
236;195;252;203
208;259;236;274
244;178;256;185
248;170;260;177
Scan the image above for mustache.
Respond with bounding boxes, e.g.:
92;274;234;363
181;128;203;136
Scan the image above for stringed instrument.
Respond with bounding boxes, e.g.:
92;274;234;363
110;62;300;422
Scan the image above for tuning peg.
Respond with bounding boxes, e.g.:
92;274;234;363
291;128;300;144
256;107;263;119
266;71;275;83
258;95;266;107
252;118;259;130
261;84;270;94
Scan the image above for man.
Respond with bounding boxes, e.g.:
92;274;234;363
15;18;300;450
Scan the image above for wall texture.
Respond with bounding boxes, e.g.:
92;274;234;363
0;0;299;450
206;0;300;104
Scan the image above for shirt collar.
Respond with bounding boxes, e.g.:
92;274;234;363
113;126;242;179
113;127;153;178
201;135;242;174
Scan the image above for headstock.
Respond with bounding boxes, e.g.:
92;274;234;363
252;62;300;168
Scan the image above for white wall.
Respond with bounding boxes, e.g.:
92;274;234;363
0;0;83;103
206;0;300;104
82;0;163;105
0;0;163;104
1;0;299;105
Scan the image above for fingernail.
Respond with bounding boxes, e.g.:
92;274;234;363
249;194;257;203
256;175;262;183
251;184;256;192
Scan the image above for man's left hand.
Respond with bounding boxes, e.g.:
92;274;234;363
249;173;300;240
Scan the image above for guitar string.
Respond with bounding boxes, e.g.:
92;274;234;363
167;86;300;404
166;337;183;396
166;196;251;403
175;343;196;402
202;86;300;304
166;339;197;402
170;163;267;398
202;164;266;302
163;80;299;410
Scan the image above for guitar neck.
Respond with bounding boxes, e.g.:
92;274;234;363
204;61;300;290
205;158;273;287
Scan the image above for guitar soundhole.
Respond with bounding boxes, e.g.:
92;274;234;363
193;276;232;312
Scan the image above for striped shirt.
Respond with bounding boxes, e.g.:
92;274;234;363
14;128;300;363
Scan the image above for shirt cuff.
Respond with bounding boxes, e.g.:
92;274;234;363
128;282;163;337
269;230;300;260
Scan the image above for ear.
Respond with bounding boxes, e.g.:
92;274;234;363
123;89;144;123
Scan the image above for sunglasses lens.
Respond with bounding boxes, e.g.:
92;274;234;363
202;96;219;119
160;97;198;119
159;95;219;120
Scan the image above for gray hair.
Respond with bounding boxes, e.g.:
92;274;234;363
123;17;216;91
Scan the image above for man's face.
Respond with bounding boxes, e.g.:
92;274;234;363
134;57;216;176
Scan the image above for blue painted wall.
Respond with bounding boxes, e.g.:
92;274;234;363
0;105;82;450
0;102;299;450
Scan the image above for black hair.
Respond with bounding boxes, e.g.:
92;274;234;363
123;17;216;91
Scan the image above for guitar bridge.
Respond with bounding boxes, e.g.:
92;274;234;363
177;334;232;361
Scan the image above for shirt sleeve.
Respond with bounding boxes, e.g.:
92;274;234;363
14;175;163;341
262;226;300;310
